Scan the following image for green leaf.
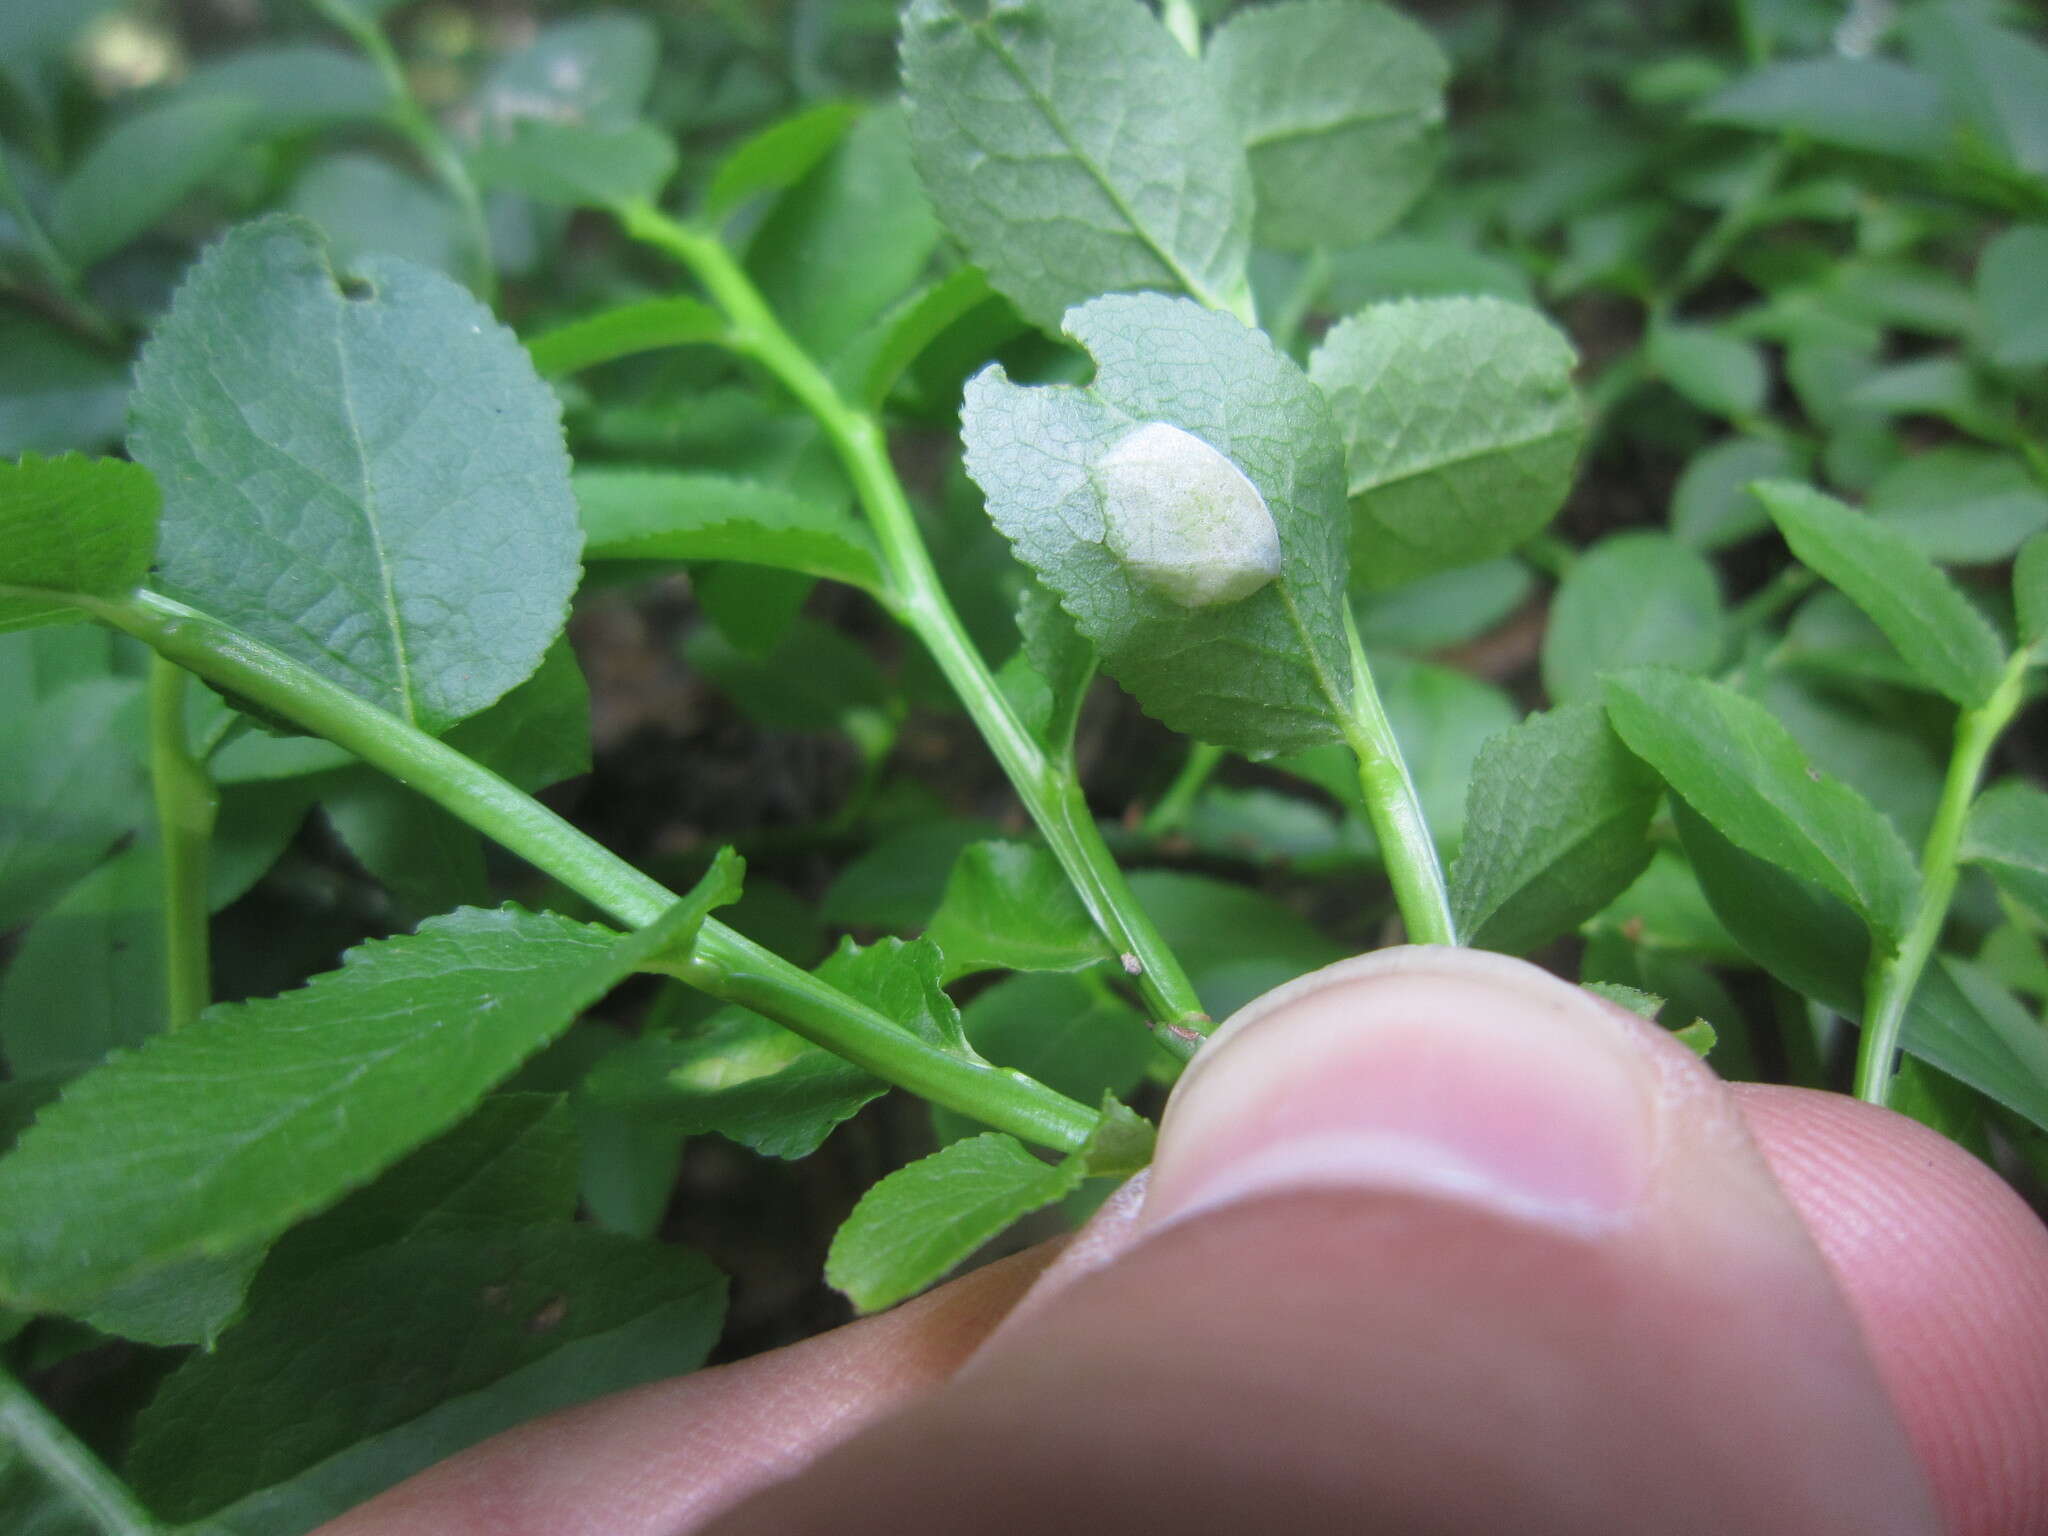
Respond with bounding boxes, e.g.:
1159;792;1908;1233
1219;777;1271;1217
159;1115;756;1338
257;1093;577;1285
1584;981;1661;1020
1078;1093;1155;1178
901;0;1253;329
1848;356;2013;444
1320;236;1533;309
287;153;466;282
172;43;393;135
2017;532;2048;650
1903;3;2048;180
1647;322;1768;420
963;293;1352;756
126;1227;725;1524
78;1249;264;1349
954;973;1154;1119
0;866;737;1313
684;615;887;734
1353;559;1534;653
1670;436;1801;551
1866;447;2048;564
576;469;883;592
1309;297;1583;590
1204;0;1447;252
1824;258;1977;340
1962;779;2048;926
1694;57;1956;160
189;1267;720;1536
49;96;258;266
1976;226;2048;371
827;1132;1078;1313
0;311;128;458
1604;670;1917;944
925;841;1109;980
1126;868;1345;1021
1541;532;1722;705
440;636;589;795
526;297;725;377
1756;480;2006;706
0;453;158;633
0;842;163;1081
853;265;1002;408
129;217;582;734
583;936;955;1159
1777;590;1927;694
0;676;145;932
472;13;659;136
1004;573;1096;754
0;0;116;120
1179;784;1352;869
1676;801;2048;1138
822;819;1001;932
1762;673;1944;850
1671;1019;1719;1057
1908;959;2048;1136
691;564;815;657
747;106;940;361
1670;798;1870;1021
585;1007;882;1162
210;778;322;912
1451;702;1662;954
468;121;677;209
701;99;860;223
321;771;490;922
814;934;965;1056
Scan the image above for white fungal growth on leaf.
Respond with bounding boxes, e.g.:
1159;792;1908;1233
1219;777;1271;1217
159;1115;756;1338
1096;422;1283;608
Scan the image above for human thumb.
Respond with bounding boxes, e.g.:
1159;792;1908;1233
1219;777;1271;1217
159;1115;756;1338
707;946;1941;1535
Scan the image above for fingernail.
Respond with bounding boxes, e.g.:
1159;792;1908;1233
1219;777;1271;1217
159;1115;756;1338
1143;948;1666;1237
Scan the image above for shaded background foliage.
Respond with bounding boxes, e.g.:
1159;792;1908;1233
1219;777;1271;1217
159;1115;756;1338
4;0;2047;1528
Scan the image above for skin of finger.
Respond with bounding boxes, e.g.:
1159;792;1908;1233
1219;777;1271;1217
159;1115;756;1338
311;1084;2045;1536
309;1243;1059;1536
702;975;1939;1536
309;1045;2040;1533
1735;1084;2048;1536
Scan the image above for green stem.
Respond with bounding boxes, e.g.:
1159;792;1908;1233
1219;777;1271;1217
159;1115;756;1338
308;0;495;303
1144;741;1225;837
147;657;217;1031
1856;650;2033;1105
1340;608;1456;946
620;203;1212;1049
91;591;1099;1153
0;1365;163;1536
